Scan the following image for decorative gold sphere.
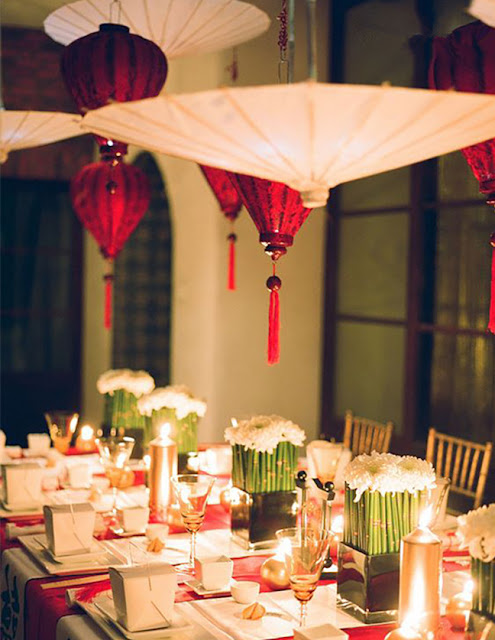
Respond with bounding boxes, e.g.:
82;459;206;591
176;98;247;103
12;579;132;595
260;557;290;590
445;593;472;631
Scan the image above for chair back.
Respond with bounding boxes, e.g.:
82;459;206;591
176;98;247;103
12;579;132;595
426;428;493;511
343;410;393;458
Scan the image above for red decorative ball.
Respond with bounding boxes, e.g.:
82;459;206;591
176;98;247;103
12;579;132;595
266;275;282;291
61;23;168;147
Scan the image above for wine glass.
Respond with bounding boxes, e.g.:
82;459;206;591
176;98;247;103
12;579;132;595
44;411;79;453
171;474;215;570
96;436;135;531
276;527;332;627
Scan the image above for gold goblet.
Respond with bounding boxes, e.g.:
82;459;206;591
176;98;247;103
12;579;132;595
276;527;332;627
96;436;135;532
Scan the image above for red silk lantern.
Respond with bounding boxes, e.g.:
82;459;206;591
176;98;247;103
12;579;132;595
228;173;312;364
61;23;168;150
200;165;242;291
430;20;495;333
71;148;150;328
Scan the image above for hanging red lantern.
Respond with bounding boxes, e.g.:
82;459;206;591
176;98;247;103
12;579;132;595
430;20;495;333
227;173;312;364
71;147;150;329
199;165;243;291
61;22;168;150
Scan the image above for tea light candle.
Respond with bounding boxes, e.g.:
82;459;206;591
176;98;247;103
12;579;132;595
75;425;96;452
149;424;177;521
398;509;442;639
445;580;473;631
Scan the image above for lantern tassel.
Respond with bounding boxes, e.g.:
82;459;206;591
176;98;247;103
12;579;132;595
267;269;282;365
104;260;114;330
228;232;237;291
489;233;495;333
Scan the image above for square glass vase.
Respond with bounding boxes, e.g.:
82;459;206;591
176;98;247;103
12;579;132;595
471;558;495;621
337;542;399;624
230;488;298;550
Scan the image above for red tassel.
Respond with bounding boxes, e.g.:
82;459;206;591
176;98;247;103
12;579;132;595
104;273;114;330
228;233;236;291
76;580;111;603
267;273;282;365
489;233;495;333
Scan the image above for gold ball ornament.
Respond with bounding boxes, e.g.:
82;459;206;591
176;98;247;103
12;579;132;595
445;593;472;631
220;486;231;512
260;557;290;590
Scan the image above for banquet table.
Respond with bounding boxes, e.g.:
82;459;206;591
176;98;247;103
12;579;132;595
0;480;471;640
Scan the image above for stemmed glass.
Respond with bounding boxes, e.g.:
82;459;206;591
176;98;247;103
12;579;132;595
171;474;215;570
44;411;79;453
276;527;332;627
96;436;135;531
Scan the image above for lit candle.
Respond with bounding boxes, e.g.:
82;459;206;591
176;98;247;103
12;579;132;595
398;508;442;639
149;424;177;522
445;579;473;631
75;425;96;452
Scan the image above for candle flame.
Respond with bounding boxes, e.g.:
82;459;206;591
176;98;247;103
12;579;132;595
419;505;433;528
231;417;238;428
80;425;94;441
143;454;151;470
276;538;292;559
463;579;474;597
69;415;78;434
159;423;171;438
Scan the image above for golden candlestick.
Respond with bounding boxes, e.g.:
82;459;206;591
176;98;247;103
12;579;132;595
399;514;442;639
149;424;177;521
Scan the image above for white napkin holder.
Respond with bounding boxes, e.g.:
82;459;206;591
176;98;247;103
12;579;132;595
295;624;349;640
1;461;44;507
44;502;95;556
109;562;177;632
27;433;51;455
117;505;149;532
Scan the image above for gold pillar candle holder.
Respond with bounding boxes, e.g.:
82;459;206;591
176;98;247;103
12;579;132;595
149;425;178;521
398;515;442;639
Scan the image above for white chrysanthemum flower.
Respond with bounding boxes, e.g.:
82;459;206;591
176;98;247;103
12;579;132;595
97;369;155;398
224;415;306;453
344;451;436;500
457;503;495;562
137;385;206;419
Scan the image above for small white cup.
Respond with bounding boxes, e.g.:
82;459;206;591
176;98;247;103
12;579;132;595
117;506;150;532
27;433;51;455
230;580;260;604
195;555;234;591
67;463;92;488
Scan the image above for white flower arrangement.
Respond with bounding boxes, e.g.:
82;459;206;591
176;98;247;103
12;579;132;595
457;503;495;562
97;369;155;398
224;414;306;454
344;451;436;501
137;385;207;420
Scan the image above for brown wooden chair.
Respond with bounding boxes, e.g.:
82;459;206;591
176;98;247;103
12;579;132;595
426;428;493;512
343;410;394;458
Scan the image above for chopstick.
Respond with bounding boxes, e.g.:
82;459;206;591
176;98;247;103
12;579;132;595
41;573;109;590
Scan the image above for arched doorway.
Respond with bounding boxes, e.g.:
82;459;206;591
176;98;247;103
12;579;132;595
113;153;172;386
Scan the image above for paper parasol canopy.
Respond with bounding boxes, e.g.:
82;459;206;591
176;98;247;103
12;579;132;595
82;81;495;207
0;110;83;163
44;0;270;59
469;0;495;26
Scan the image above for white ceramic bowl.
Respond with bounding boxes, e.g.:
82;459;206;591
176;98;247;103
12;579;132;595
230;580;260;604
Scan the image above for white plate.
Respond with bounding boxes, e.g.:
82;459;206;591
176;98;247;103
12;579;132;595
185;578;233;596
91;591;192;639
19;534;125;576
35;537;109;564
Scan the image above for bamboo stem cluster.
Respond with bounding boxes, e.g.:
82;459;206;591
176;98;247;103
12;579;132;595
231;442;297;493
343;485;427;554
471;558;495;618
106;390;148;431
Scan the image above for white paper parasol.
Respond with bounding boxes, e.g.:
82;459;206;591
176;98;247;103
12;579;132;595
44;0;270;59
82;81;495;206
469;0;495;26
0;110;84;163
